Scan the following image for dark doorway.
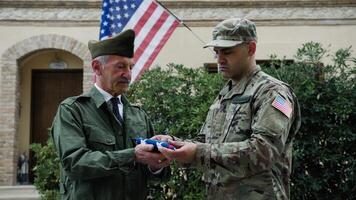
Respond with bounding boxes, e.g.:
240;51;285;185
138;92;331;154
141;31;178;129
29;69;83;182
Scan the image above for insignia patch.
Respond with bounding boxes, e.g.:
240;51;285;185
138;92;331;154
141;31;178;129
272;95;292;118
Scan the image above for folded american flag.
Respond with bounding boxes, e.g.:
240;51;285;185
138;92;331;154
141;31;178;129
99;0;179;81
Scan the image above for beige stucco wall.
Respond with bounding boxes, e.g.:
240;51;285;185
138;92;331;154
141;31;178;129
18;50;83;157
0;0;355;187
1;23;355;158
1;25;356;71
0;20;356;184
156;25;356;67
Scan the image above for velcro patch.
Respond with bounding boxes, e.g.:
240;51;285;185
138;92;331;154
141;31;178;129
272;95;292;118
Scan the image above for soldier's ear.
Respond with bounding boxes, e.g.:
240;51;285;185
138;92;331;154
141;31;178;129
247;41;256;56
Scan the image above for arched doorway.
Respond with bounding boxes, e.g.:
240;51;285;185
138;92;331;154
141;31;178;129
0;34;93;185
19;49;84;183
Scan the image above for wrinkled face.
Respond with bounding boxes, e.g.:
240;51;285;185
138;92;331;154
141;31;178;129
214;43;251;81
93;55;134;96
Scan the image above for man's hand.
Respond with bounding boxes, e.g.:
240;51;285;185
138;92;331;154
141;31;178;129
134;144;172;170
151;135;173;141
158;140;197;164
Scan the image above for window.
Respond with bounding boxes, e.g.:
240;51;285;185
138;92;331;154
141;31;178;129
204;59;295;74
256;59;294;69
204;63;218;73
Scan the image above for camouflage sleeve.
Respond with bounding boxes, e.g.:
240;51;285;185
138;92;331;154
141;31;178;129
52;103;136;181
193;85;297;177
195;125;207;143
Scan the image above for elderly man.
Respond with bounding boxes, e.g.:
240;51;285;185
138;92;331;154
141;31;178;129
157;18;301;200
51;29;171;200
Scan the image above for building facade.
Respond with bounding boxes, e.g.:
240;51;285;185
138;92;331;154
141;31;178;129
0;0;355;185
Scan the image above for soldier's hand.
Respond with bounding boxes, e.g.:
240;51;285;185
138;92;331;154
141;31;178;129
134;144;172;168
150;135;174;141
158;140;197;164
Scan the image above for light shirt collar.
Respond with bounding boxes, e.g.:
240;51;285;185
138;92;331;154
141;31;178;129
94;83;122;103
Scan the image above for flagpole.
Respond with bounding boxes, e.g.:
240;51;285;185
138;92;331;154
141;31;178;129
154;0;210;48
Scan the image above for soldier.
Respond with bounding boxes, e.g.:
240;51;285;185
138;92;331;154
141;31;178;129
157;18;301;200
51;29;171;200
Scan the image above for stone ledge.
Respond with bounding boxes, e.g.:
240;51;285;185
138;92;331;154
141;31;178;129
1;6;355;26
2;18;356;27
0;0;355;9
0;185;40;200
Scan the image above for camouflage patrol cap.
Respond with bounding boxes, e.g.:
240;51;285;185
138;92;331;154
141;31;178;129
204;18;257;48
88;29;135;59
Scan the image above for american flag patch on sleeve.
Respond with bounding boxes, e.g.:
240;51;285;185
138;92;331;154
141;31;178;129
272;95;293;118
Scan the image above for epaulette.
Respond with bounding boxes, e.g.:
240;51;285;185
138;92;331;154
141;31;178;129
61;95;89;105
130;104;143;110
130;104;151;116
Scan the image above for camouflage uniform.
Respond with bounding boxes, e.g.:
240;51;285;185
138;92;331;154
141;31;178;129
194;18;301;200
193;66;301;200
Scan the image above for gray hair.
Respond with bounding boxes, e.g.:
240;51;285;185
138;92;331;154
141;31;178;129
94;55;110;66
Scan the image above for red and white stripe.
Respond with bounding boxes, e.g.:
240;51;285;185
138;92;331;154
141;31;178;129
272;96;293;118
124;0;179;81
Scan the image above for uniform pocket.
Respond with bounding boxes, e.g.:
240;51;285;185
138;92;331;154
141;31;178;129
224;96;252;142
87;131;116;151
126;122;148;138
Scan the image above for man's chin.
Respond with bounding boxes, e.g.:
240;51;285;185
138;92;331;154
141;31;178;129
220;71;231;79
117;86;129;92
112;84;129;95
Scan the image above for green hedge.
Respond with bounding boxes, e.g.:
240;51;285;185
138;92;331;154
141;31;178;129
32;42;355;199
31;138;60;199
262;43;356;200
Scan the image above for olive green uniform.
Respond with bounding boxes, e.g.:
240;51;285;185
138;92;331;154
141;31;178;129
51;86;170;200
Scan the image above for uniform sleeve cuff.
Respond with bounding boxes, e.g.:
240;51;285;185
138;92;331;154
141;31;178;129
109;148;136;173
148;166;164;174
192;143;211;170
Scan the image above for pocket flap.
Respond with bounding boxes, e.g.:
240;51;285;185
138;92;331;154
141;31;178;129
88;133;116;145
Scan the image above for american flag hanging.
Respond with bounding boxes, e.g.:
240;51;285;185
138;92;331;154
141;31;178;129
99;0;179;81
272;95;293;118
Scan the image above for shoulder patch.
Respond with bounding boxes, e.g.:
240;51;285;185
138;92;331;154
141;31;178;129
272;95;292;118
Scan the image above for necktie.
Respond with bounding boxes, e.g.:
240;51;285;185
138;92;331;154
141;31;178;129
110;97;123;124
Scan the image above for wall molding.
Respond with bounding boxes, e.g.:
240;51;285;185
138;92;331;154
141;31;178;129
0;0;355;9
1;5;356;26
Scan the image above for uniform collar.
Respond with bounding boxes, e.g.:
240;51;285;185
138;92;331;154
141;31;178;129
94;83;122;103
219;65;261;100
83;85;129;108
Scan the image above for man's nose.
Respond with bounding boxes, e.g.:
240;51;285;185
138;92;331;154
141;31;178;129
216;53;226;65
120;69;131;79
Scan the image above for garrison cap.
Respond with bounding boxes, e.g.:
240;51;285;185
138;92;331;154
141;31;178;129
88;29;135;59
204;18;257;48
